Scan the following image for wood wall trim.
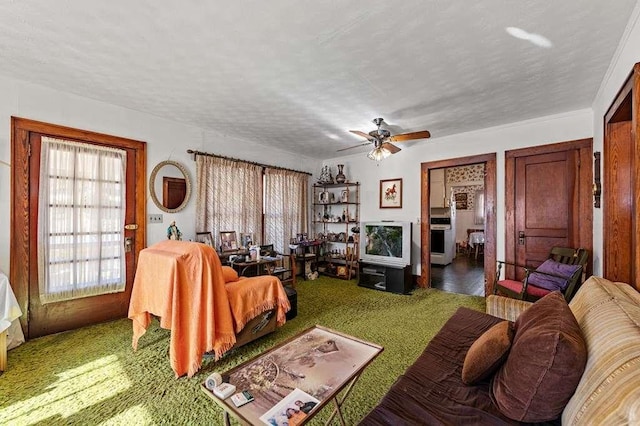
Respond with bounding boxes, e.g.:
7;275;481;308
10;117;147;336
634;63;640;290
603;62;640;289
420;153;497;295
504;138;594;278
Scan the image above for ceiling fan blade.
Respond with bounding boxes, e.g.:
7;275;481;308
381;142;401;154
337;141;372;152
388;130;431;142
349;130;374;140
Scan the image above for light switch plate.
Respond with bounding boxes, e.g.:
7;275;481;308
148;214;163;223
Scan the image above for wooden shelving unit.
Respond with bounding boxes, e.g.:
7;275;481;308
312;182;360;279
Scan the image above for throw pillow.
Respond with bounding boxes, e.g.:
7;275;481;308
492;291;587;422
527;259;581;292
221;266;239;283
462;320;514;385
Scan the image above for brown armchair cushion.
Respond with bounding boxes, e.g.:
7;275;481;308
492;291;587;422
462;320;514;385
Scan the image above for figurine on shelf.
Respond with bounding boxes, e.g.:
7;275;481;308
335;164;346;183
167;221;182;240
318;165;334;184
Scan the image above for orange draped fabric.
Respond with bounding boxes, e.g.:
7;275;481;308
226;275;290;333
128;240;236;378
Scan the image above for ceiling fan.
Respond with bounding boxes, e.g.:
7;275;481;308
338;118;431;161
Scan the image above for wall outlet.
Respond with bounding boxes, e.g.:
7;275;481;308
148;214;163;223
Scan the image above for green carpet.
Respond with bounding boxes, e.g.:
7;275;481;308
0;277;484;425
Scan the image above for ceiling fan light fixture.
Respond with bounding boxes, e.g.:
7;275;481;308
367;146;391;161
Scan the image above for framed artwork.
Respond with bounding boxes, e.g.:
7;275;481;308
240;232;254;249
336;265;348;277
219;231;238;252
380;178;402;208
454;192;468;210
195;231;214;247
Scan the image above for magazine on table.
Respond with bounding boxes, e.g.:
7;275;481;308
259;388;320;426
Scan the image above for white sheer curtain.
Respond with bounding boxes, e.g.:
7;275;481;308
196;155;263;249
474;189;485;225
38;137;127;304
264;168;309;253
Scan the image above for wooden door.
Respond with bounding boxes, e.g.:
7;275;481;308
11;118;146;338
604;121;633;283
506;139;592;280
603;63;639;288
163;176;186;209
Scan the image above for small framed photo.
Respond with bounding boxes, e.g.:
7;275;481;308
341;189;349;203
336;265;348;277
380;178;402;208
219;231;238;252
195;231;214;247
240;232;254;249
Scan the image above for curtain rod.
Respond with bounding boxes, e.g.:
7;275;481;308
186;149;312;176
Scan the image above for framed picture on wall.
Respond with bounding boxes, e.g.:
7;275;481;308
219;231;238;252
454;193;468;210
380;178;402;208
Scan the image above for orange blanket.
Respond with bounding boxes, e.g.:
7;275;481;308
128;240;236;378
226;275;291;333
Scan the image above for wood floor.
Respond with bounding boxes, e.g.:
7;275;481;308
430;254;485;296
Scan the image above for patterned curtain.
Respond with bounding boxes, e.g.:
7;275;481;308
196;155;263;249
264;168;309;253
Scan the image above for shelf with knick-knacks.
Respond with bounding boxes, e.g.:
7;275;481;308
312;180;360;279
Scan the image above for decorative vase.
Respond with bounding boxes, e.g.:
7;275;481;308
335;164;346;183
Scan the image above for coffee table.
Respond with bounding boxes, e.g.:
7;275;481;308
201;325;383;425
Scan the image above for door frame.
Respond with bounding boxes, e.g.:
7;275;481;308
505;139;593;277
10;117;146;337
603;63;640;288
420;153;497;294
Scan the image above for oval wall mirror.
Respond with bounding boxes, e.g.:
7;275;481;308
149;160;192;213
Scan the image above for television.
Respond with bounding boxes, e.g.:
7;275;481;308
360;221;412;267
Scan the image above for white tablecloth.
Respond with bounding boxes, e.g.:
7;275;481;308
468;232;485;248
1;272;25;350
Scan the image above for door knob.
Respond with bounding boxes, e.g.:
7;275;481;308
124;237;133;253
518;231;525;245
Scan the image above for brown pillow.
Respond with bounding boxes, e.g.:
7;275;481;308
492;291;587;422
462;321;514;385
221;266;239;283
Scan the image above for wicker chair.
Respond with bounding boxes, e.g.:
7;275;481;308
493;247;589;302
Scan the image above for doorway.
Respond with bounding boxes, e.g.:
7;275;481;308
10;118;146;338
429;164;486;296
420;153;497;295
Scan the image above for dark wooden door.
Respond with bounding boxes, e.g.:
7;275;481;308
506;139;592;281
11;118;146;338
515;150;578;273
163;176;186;209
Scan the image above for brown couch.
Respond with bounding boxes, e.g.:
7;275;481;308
360;276;640;425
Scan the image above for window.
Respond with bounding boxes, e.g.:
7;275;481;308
38;137;127;303
195;154;308;253
264;168;309;253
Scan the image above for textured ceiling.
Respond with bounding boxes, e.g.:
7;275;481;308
0;1;636;159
